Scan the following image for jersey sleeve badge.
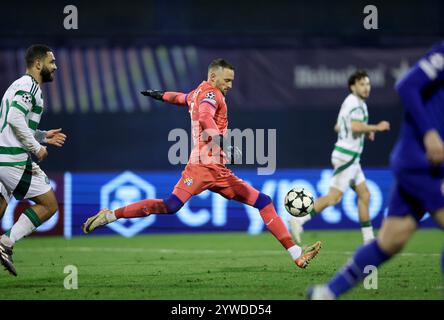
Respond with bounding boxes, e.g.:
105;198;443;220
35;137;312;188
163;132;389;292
201;91;217;108
21;93;33;105
205;92;216;100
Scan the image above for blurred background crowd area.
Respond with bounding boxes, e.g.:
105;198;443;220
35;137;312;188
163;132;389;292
0;0;443;171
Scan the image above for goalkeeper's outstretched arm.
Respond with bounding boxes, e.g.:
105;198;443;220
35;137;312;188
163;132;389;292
141;90;187;106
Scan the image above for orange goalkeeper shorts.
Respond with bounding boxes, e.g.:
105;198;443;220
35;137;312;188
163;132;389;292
173;163;259;205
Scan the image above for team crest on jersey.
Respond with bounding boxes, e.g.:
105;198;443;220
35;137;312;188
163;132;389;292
441;180;444;196
20;93;32;105
184;177;193;186
205;92;216;100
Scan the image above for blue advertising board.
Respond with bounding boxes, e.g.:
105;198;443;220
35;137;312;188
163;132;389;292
64;169;437;238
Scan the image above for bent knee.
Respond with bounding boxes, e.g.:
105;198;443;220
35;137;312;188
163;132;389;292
359;191;371;203
163;194;184;214
253;193;272;210
329;194;342;205
378;219;416;254
378;237;407;255
45;201;58;216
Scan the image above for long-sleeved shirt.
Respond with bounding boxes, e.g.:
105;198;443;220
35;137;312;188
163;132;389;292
392;41;444;171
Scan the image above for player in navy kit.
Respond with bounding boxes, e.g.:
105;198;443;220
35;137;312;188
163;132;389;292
308;42;444;299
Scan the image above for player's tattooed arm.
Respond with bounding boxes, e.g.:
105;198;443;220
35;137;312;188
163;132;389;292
34;129;47;143
34;129;67;147
45;129;67;147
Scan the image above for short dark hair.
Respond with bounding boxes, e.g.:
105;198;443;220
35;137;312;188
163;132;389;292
25;44;52;68
348;70;369;92
208;58;234;71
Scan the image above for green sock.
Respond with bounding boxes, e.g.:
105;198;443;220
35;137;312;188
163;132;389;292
360;220;372;228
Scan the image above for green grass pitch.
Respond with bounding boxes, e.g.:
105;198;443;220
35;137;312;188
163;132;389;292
0;229;442;300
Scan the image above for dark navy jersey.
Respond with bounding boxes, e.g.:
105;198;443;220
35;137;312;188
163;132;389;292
391;41;444;170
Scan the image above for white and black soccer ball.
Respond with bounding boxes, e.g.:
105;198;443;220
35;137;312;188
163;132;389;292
284;187;314;217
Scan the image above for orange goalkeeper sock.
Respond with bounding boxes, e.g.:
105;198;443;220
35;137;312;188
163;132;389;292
259;203;296;250
114;199;168;219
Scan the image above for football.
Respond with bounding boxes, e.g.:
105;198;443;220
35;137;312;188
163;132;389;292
284;187;314;217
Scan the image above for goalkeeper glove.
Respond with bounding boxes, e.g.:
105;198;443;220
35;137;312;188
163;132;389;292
213;134;242;164
140;90;165;101
225;145;243;164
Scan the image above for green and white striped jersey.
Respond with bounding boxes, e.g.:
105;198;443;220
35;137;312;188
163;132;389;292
0;74;44;166
332;93;368;163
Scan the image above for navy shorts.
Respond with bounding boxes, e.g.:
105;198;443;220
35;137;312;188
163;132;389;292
387;167;444;223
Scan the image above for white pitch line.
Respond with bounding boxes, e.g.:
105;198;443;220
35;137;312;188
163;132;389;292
17;247;440;257
19;247;234;255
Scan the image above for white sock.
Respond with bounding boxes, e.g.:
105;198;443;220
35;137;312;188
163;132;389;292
297;214;312;225
287;245;303;260
1;214;37;246
361;226;375;244
106;210;117;222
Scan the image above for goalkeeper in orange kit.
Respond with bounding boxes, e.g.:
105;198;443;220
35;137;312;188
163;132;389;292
82;58;321;269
